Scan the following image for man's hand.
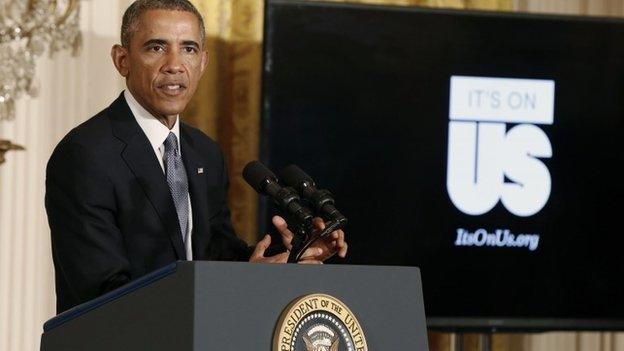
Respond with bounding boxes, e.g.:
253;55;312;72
249;235;289;263
272;216;348;263
248;234;325;264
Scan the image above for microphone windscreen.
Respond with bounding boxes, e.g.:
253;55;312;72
279;164;314;187
243;160;276;193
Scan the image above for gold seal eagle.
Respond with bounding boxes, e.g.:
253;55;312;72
273;293;368;351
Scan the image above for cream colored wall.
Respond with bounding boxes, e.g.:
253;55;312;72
516;0;624;16
0;1;132;350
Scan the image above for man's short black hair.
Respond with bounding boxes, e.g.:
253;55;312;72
121;0;206;48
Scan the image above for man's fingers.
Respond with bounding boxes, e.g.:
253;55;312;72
298;259;323;265
338;242;348;258
268;251;289;263
298;247;323;261
336;229;345;247
336;230;347;258
272;216;294;249
250;234;271;260
312;217;326;230
327;230;347;258
269;216;348;262
250;236;291;264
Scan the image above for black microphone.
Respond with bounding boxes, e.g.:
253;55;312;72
279;165;347;225
242;161;314;229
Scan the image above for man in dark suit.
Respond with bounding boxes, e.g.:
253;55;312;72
46;0;347;314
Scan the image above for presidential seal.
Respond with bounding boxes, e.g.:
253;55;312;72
273;293;368;351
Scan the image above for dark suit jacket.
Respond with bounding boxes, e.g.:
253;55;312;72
46;93;251;313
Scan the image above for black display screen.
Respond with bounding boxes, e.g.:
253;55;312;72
261;0;624;330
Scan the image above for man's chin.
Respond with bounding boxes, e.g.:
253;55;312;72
153;100;188;117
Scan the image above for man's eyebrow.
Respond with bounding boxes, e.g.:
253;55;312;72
141;39;200;49
181;40;200;48
142;39;168;47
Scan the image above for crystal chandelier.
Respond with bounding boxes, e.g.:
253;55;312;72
0;0;82;121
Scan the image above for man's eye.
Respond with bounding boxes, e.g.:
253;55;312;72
150;46;164;52
184;47;197;53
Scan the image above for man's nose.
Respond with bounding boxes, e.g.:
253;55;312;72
162;50;184;74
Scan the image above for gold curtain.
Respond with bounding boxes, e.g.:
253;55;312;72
324;0;511;9
185;0;264;244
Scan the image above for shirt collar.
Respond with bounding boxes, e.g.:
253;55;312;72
124;89;181;153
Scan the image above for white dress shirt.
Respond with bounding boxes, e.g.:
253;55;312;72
124;90;194;260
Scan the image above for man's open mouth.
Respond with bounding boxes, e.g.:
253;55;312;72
158;83;187;95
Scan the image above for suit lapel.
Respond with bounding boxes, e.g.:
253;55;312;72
108;94;186;260
179;125;211;259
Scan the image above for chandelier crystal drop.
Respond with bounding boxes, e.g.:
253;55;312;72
0;0;81;121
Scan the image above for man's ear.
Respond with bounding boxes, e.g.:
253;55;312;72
111;44;130;77
199;49;208;75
